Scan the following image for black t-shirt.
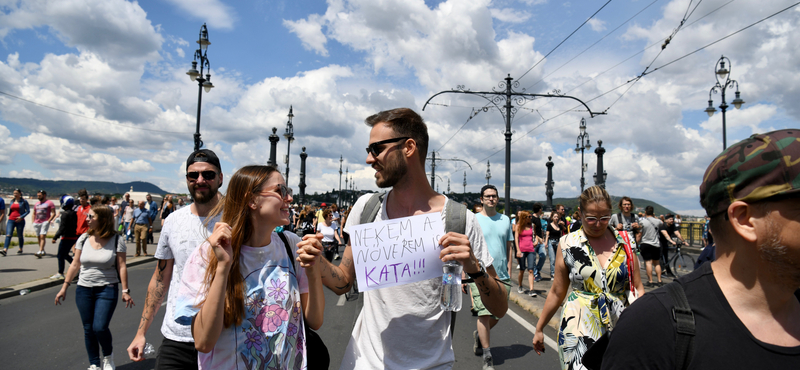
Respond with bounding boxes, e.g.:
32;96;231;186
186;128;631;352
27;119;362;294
600;263;800;369
531;216;544;239
659;223;677;247
547;223;562;241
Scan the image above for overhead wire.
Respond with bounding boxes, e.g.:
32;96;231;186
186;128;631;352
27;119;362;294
0;90;193;134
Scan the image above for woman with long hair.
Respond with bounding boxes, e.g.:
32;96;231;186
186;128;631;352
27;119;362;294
514;211;538;297
2;189;30;256
174;165;325;369
55;206;134;370
532;186;645;369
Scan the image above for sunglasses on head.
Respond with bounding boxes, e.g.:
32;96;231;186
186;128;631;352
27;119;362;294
365;137;410;157
186;170;217;180
260;184;293;200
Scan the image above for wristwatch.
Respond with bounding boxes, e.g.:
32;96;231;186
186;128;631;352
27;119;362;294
466;263;486;280
122;289;131;294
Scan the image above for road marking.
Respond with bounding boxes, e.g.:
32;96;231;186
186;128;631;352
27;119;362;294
336;294;346;306
506;308;558;351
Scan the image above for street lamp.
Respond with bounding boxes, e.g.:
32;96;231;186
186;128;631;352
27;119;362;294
338;156;343;207
705;55;744;150
186;23;215;151
575;117;591;193
284;106;295;181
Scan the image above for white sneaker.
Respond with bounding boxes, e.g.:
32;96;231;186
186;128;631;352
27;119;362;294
88;365;100;370
516;286;525;294
50;273;65;279
102;353;115;370
334;253;340;260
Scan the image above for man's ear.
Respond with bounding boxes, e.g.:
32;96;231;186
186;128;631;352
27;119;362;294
403;138;417;159
728;201;757;243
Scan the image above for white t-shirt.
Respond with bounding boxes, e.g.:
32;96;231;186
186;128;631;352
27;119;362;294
76;234;127;287
316;221;337;242
174;233;309;370
153;206;220;342
340;193;493;370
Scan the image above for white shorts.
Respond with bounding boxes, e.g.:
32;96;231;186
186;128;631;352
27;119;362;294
33;222;50;236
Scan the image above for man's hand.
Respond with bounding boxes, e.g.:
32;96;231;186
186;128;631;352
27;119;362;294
297;233;323;274
438;232;480;273
128;334;146;362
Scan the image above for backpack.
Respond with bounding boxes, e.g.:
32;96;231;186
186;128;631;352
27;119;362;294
360;193;467;338
582;280;695;370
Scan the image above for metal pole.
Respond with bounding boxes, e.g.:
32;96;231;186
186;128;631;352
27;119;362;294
545;156;554;211
284;106;294;180
338;156;343;207
503;75;513;217
194;82;203;151
430;151;436;189
299;147;307;204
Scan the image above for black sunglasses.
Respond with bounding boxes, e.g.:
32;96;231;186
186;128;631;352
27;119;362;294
186;171;217;180
260;184;293;200
366;137;410;157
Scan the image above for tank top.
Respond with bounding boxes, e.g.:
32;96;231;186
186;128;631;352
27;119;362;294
518;228;535;252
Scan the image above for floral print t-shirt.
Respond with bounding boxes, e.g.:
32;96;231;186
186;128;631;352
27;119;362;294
175;232;309;370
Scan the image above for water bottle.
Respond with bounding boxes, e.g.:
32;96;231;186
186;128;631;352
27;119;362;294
19;289;30;295
440;260;462;311
143;342;156;358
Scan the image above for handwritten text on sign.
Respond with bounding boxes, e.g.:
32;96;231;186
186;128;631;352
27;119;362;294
350;213;445;291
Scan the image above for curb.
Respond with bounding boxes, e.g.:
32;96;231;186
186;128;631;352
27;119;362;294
0;256;157;300
508;287;561;331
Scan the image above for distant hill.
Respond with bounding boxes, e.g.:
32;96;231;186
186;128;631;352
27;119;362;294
0;177;168;196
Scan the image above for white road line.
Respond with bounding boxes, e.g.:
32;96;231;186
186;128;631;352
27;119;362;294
506;308;558;351
336;294;346;306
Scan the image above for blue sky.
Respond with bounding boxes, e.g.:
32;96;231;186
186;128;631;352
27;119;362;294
0;0;798;215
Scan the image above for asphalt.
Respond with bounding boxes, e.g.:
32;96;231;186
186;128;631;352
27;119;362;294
0;233;703;331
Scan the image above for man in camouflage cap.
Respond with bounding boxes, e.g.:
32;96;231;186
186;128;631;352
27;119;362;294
598;129;800;369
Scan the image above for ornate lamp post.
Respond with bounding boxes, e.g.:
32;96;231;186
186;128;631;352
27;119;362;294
545;156;554;211
485;160;491;185
593;140;607;189
462;171;467;197
704;55;745;150
575;118;591;193
186;23;215;151
268;127;279;167
338;156;343;207
284;106;295;180
299;147;307;204
344;168;349;207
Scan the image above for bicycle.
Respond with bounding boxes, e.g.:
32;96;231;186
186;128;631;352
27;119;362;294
667;240;696;277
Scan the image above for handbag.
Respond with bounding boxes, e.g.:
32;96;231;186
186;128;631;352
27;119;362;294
619;230;638;305
277;231;330;370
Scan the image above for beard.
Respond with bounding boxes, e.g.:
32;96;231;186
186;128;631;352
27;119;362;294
375;152;407;188
757;217;800;286
190;183;219;205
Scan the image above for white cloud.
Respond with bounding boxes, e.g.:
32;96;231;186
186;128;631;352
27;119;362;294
8;169;43;179
587;18;606;32
283;16;329;56
163;0;237;30
490;8;531;23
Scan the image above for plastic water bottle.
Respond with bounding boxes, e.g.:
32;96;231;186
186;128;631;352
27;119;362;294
143;342;156;358
440;260;462;311
19;289;30;295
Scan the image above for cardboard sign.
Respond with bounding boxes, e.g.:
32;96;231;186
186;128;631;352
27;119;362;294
349;213;445;291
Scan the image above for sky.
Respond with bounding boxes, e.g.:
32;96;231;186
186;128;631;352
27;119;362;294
0;0;797;215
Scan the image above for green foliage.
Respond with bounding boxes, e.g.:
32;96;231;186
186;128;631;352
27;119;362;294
0;177;168;196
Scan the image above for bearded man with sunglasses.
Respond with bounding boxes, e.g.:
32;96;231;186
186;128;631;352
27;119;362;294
127;149;224;369
303;108;507;370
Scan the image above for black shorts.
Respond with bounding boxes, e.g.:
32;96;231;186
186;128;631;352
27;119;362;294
640;243;661;261
155;338;198;370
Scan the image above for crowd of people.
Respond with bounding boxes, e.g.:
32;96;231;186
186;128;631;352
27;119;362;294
2;108;797;370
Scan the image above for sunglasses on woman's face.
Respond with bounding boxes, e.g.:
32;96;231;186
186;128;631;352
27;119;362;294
259;184;293;200
186;170;217;181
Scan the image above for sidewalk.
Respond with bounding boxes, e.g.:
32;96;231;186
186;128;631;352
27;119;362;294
0;233;160;299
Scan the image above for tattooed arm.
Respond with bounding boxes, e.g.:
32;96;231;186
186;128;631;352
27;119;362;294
127;259;174;361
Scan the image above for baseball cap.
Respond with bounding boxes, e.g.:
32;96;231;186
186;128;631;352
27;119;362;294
699;129;800;217
186;149;221;172
321;203;327;207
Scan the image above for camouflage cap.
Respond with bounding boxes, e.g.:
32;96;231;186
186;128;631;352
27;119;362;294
699;129;800;217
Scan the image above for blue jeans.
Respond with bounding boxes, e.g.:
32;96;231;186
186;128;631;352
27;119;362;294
57;238;76;274
548;239;558;277
4;219;24;251
533;243;546;277
123;221;132;241
75;284;118;366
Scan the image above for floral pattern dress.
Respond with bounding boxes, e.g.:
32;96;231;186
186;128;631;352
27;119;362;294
175;232;309;370
557;227;632;370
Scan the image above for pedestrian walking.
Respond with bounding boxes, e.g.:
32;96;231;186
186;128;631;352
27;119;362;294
316;208;342;261
514;210;539;296
33;190;57;257
146;194;158;244
305;108;506;369
639;206;664;286
600;128;800;369
532;186;645;369
50;195;78;280
2;189;30;256
127;149;224;369
174;165;325;369
55;205;134;370
544;212;563;279
129;201;151;256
